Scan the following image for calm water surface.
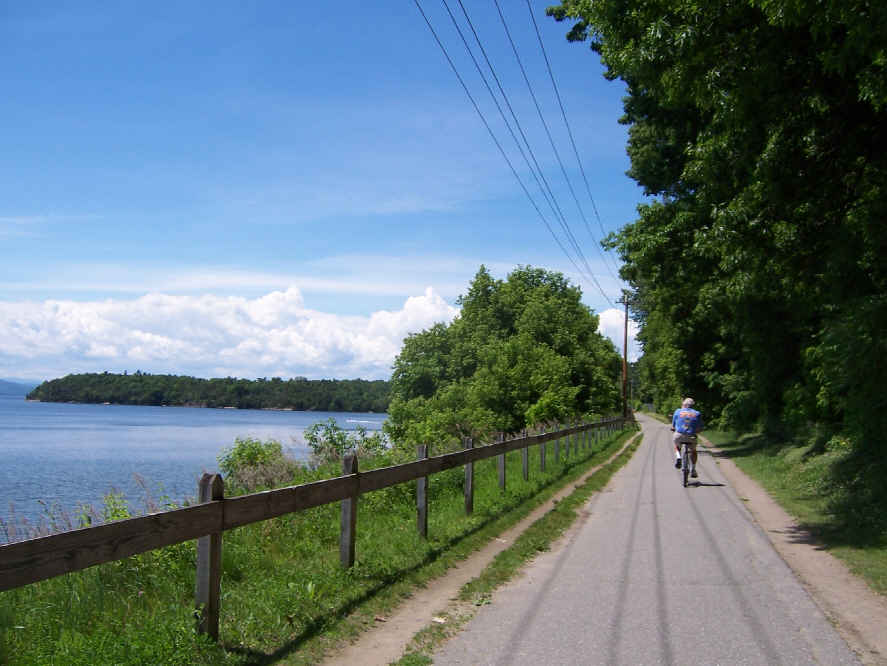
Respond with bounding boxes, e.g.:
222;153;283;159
0;395;385;539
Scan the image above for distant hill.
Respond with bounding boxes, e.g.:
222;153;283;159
0;379;38;396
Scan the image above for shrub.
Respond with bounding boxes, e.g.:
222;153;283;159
217;437;299;493
303;418;385;467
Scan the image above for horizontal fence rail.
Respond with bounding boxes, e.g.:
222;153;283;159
0;416;633;639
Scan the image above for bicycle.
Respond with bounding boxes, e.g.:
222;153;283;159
676;434;697;487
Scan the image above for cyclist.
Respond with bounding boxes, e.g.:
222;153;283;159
672;398;703;478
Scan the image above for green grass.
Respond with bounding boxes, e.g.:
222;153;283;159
705;430;887;595
397;430;641;664
0;426;637;665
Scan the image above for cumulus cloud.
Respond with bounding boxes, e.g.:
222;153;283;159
0;287;459;381
597;308;641;362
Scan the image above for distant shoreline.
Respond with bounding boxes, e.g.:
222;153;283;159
26;372;391;413
21;397;381;415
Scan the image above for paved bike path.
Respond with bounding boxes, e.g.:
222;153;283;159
432;413;859;665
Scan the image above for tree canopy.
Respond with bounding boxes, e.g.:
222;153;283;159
384;266;621;450
549;0;887;525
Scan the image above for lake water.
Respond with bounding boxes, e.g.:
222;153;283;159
0;394;385;541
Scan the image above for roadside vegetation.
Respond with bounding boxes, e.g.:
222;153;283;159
0;422;634;664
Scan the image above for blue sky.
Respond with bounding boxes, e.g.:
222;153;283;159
1;1;644;382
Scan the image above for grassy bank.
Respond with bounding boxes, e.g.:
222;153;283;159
705;430;887;595
1;426;636;664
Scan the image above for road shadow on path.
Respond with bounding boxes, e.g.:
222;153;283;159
684;481;725;488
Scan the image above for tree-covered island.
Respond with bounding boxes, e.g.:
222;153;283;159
27;373;390;412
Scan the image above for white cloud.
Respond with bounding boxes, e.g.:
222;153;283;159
597;308;641;362
0;287;459;381
0;216;47;225
0;257;528;312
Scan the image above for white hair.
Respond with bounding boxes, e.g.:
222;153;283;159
682;398;695;408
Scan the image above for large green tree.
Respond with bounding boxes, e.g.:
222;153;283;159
549;0;887;521
384;266;621;450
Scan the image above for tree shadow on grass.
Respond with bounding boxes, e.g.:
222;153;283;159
227;438;629;664
707;433;772;460
766;517;887;557
708;436;887;552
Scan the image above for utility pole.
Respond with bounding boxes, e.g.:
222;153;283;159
619;290;629;418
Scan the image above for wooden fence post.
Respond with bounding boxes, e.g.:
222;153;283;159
464;437;474;515
521;430;529;481
555;427;561;463
497;434;506;492
195;473;224;640
417;444;428;539
540;429;546;472
340;454;358;568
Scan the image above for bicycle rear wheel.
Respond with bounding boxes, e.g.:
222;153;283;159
682;444;689;487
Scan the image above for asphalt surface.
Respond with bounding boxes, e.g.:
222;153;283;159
432;413;859;665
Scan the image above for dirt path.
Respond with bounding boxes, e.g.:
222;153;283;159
320;433;640;666
703;437;887;665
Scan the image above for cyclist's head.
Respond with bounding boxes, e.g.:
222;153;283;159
682;398;695;408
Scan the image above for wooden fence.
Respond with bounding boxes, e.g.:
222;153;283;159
0;417;632;639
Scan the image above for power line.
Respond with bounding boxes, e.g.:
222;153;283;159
524;0;623;279
453;0;609;296
414;0;620;308
441;0;559;226
494;0;620;283
411;0;597;295
452;0;558;223
442;0;609;301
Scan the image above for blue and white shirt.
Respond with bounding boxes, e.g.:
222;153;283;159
672;407;703;435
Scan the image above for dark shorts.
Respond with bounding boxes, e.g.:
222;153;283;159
673;433;697;452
